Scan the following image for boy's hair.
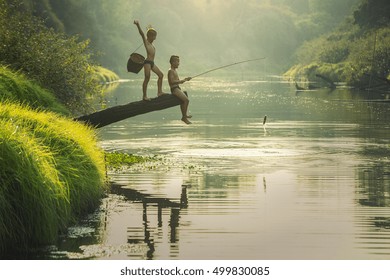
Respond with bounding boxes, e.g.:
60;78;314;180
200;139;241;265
146;28;157;37
170;55;179;64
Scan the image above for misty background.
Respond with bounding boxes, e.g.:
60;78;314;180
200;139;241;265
22;0;363;76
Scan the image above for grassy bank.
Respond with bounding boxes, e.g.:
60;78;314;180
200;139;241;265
92;66;119;84
0;66;69;114
0;67;107;255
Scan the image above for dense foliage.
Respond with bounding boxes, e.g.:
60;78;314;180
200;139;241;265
14;0;136;74
285;0;390;87
353;0;390;28
0;0;103;113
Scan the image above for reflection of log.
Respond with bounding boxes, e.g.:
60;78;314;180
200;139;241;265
111;182;187;209
363;73;390;91
74;94;183;128
295;81;320;90
315;74;336;89
294;81;305;91
308;83;320;90
369;75;390;85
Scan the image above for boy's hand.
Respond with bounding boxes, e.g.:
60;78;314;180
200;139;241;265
185;77;192;82
134;20;139;25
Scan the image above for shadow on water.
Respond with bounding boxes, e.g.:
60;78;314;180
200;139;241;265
111;183;189;260
26;183;188;260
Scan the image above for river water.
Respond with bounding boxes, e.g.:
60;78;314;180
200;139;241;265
50;76;390;260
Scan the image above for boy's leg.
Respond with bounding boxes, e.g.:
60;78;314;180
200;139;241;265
152;65;165;96
143;65;152;101
182;91;191;117
172;89;191;124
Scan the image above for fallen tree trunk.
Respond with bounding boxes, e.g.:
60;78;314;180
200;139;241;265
74;94;182;128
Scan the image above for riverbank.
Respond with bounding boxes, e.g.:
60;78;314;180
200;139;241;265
283;25;390;91
0;67;108;255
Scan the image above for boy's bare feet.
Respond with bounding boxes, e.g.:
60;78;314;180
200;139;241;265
143;97;151;101
181;117;192;124
157;92;168;97
186;115;192;118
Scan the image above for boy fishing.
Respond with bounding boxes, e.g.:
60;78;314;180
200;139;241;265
168;55;192;124
134;20;164;101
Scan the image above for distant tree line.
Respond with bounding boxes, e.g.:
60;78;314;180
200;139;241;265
6;0;365;73
285;0;390;88
1;0;388;86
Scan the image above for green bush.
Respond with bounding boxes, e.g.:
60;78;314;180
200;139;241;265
0;0;102;113
346;28;390;86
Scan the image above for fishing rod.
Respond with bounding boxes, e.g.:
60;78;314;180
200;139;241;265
191;57;266;79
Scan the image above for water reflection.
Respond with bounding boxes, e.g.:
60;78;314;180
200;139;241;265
358;166;390;208
111;183;188;259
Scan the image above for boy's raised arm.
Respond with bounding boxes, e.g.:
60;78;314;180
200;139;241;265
134;20;145;42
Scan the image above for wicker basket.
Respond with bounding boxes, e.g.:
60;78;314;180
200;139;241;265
127;53;145;73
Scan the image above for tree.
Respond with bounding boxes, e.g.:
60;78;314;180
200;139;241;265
0;0;101;113
353;0;390;28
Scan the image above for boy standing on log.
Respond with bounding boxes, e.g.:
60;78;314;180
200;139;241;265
168;55;192;124
134;20;165;101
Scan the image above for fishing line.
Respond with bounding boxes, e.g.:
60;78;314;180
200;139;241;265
191;57;266;79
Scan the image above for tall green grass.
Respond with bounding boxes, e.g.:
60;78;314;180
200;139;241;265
0;66;69;115
0;102;107;254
